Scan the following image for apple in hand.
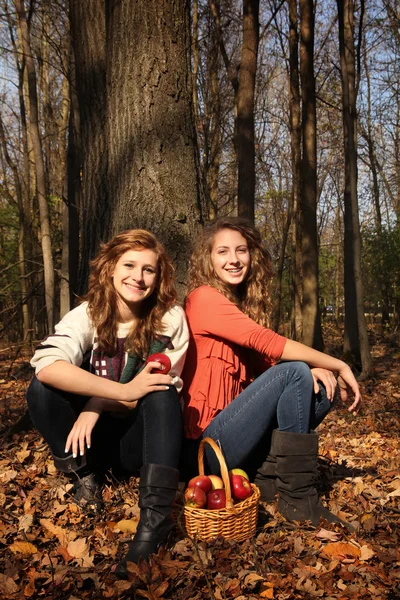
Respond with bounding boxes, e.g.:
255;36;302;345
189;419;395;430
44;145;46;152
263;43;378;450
230;474;252;501
208;474;224;490
229;468;249;481
184;486;207;508
146;353;171;374
188;475;212;494
207;488;226;510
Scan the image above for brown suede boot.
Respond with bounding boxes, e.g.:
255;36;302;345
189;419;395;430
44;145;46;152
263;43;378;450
274;430;350;528
253;430;278;502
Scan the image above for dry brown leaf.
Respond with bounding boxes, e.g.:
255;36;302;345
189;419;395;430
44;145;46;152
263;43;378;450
16;449;31;463
0;469;17;483
321;542;361;560
56;545;73;563
9;541;37;555
294;535;305;555
23;578;36;597
243;572;264;589
40;518;75;546
260;587;274;599
360;545;375;561
315;528;341;541
116;518;139;533
18;513;34;532
67;537;94;567
0;573;18;596
296;577;324;596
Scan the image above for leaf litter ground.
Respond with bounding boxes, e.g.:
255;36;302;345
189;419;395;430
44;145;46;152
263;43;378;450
0;327;399;599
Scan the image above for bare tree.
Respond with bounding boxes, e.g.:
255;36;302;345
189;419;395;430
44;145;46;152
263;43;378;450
15;0;55;332
337;0;372;376
298;0;323;349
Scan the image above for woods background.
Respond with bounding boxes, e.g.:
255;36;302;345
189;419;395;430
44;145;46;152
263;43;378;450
0;0;399;377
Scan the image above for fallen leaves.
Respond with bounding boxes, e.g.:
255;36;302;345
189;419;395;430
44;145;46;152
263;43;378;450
0;342;399;599
9;540;38;555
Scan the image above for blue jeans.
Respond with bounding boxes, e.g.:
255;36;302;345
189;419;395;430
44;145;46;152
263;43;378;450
26;377;183;473
192;361;331;476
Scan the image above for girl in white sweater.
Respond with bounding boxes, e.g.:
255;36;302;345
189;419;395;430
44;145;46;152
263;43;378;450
27;229;188;577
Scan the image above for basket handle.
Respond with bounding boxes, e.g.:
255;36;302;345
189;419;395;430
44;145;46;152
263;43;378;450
198;437;234;509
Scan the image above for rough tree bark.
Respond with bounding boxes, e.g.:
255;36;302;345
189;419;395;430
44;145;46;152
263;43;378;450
288;0;303;340
69;0;108;294
236;0;259;223
0;115;30;340
105;0;205;294
299;0;323;349
63;40;81;313
337;0;372;376
15;0;55;332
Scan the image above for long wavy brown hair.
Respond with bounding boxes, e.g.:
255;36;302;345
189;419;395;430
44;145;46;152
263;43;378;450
84;229;177;357
187;217;274;327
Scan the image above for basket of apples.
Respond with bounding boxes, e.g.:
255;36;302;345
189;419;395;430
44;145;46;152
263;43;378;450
182;437;260;542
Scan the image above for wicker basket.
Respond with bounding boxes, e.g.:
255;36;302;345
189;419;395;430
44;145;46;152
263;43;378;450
177;437;260;542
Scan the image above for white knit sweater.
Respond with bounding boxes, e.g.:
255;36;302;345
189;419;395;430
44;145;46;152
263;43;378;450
31;302;189;393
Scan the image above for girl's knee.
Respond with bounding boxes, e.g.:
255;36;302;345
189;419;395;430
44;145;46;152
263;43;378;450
143;387;180;409
26;377;49;412
285;361;313;385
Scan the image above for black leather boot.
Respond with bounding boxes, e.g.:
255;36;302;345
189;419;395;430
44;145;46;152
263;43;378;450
115;463;179;579
53;453;103;511
275;430;349;527
253;429;278;502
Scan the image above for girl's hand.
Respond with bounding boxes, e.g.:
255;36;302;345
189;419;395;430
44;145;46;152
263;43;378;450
65;398;102;458
123;361;174;402
337;366;362;413
310;368;337;401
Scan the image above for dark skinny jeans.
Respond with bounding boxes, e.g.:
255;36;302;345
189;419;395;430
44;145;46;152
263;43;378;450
26;377;182;474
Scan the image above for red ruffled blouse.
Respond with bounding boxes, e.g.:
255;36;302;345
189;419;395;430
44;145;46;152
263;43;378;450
182;286;287;439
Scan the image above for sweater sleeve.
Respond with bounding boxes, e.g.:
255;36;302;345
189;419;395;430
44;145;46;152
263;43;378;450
30;302;95;374
186;286;287;362
159;304;189;393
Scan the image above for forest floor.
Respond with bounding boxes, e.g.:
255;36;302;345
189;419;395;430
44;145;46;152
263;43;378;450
0;324;399;600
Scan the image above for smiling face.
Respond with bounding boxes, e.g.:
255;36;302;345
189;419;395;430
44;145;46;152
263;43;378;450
210;228;251;288
112;249;159;320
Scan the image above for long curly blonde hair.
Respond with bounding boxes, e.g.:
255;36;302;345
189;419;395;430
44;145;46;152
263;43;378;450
84;229;176;357
187;217;273;327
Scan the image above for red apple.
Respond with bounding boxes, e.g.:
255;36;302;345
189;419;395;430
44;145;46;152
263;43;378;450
146;353;171;374
207;488;226;510
230;474;252;501
188;475;212;494
184;486;207;508
229;468;249;481
208;474;224;490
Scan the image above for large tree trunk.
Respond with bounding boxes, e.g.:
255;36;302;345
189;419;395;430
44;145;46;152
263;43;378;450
4;0;34;337
204;16;222;220
69;0;108;294
337;0;372;376
288;0;302;340
63;41;81;311
0;115;30;341
236;0;259;223
59;54;72;317
16;0;55;332
299;0;323;349
105;0;205;294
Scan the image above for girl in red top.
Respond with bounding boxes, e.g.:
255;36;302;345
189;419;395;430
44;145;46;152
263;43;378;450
181;217;361;527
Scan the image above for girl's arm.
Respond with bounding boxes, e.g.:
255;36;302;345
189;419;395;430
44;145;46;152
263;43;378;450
37;360;173;402
281;339;361;412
